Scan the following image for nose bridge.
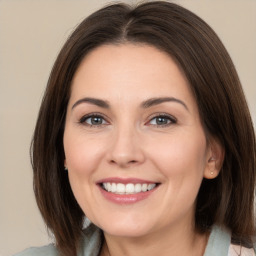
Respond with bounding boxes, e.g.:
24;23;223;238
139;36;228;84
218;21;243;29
108;120;144;167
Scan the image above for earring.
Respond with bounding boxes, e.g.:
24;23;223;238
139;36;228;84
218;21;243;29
64;166;68;171
210;170;214;175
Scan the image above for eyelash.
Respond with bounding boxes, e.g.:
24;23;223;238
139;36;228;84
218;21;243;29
147;113;177;127
79;112;109;128
78;113;177;128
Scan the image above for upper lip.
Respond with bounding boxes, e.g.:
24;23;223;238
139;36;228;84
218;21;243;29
96;177;159;185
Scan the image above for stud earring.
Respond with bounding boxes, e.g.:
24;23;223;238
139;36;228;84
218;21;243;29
64;166;68;171
210;170;214;175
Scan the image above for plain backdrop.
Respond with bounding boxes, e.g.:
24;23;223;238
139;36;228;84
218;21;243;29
0;0;255;255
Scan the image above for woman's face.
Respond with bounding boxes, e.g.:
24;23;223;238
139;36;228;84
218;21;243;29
64;43;216;237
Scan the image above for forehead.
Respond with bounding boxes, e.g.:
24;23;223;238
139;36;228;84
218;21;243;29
70;43;196;109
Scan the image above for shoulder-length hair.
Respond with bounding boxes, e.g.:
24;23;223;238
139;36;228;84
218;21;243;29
31;1;256;255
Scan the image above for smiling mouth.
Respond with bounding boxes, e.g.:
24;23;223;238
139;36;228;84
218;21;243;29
101;182;159;194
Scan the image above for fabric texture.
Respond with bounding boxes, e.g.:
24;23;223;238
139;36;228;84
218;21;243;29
13;224;255;256
229;244;255;256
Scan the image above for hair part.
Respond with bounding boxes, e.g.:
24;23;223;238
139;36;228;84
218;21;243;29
31;1;256;255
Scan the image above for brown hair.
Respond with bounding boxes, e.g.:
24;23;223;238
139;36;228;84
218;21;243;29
31;1;256;255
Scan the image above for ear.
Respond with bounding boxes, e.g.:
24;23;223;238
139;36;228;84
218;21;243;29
204;138;225;179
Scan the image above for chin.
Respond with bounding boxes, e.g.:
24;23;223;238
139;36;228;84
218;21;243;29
96;218;153;238
103;226;150;238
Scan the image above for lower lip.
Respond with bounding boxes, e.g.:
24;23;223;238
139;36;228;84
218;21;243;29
98;185;158;204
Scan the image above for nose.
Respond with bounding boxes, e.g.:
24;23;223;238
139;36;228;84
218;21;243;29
107;125;145;168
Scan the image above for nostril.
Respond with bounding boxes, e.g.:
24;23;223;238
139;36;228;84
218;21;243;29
109;158;139;168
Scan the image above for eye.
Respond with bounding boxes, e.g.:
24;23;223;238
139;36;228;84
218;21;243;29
147;114;176;127
79;113;108;127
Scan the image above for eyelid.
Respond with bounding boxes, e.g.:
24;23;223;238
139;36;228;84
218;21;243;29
77;112;176;128
146;113;177;126
78;112;110;126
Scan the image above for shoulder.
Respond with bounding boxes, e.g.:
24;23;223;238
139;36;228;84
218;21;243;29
13;244;58;256
13;224;102;256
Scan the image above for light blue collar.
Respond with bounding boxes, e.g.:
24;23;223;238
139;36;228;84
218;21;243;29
80;224;231;256
80;224;102;256
204;225;231;256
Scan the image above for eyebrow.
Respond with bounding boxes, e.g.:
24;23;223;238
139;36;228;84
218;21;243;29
72;97;110;110
71;96;188;111
141;97;189;111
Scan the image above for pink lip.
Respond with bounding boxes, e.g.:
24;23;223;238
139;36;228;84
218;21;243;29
96;177;159;204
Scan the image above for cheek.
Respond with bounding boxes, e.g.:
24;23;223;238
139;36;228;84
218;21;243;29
148;129;207;189
63;132;108;213
63;130;108;204
64;132;104;174
150;131;207;218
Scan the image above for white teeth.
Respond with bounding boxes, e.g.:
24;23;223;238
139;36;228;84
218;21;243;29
116;183;125;194
148;184;156;190
142;183;147;192
111;183;117;193
126;183;134;193
134;184;142;193
102;182;157;194
107;183;111;192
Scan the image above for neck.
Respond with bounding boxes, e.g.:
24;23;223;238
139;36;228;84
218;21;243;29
100;222;209;256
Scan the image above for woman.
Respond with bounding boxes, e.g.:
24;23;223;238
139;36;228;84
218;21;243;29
15;1;255;256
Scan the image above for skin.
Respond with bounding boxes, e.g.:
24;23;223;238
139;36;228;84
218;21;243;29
63;43;223;256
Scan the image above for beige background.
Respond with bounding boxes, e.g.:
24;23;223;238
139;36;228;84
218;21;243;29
0;0;255;255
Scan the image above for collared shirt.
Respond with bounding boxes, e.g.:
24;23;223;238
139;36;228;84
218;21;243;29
14;225;256;256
